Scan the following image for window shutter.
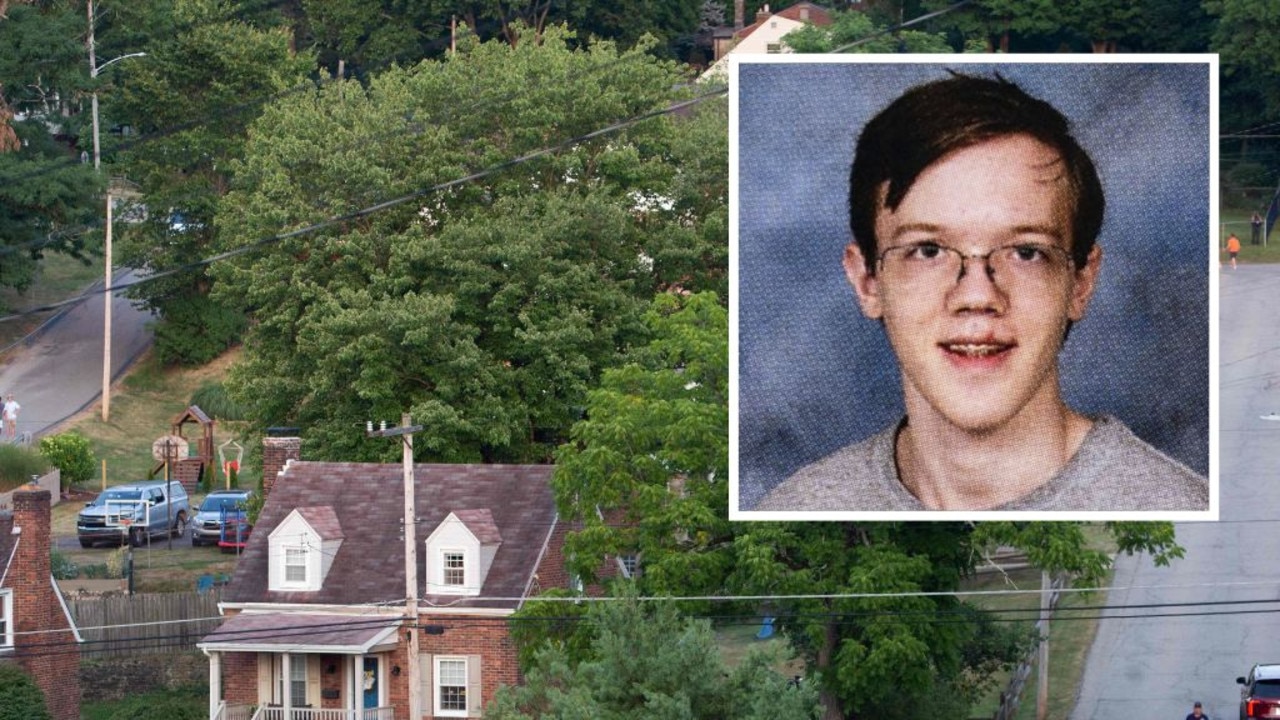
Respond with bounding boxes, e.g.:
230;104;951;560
466;655;482;718
257;653;273;704
420;653;434;718
307;656;322;707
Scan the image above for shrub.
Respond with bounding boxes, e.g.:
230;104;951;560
0;664;51;720
38;432;96;489
50;549;79;580
0;444;52;492
188;381;246;421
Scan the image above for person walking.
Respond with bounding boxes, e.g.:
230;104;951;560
1228;233;1242;269
1252;212;1264;245
1186;700;1207;720
4;394;20;441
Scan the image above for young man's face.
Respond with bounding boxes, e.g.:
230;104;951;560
845;134;1101;434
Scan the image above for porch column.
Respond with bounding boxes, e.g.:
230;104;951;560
208;652;221;720
282;653;292;713
351;655;361;714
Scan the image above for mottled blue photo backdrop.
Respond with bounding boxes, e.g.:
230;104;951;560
736;60;1210;510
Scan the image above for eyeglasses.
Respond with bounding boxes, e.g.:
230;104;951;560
876;242;1075;290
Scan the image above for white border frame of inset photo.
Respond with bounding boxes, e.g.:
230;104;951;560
729;54;1218;522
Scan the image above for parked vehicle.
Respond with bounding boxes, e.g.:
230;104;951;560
190;489;253;548
76;481;190;548
1239;664;1280;719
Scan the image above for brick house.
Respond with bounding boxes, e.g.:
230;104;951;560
0;485;83;720
200;437;580;720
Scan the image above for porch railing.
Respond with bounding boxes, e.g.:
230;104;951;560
213;703;256;720
248;707;395;720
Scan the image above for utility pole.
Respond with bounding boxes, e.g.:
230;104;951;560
87;1;144;421
1036;570;1050;720
368;414;424;720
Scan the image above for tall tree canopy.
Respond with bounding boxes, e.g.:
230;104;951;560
212;27;726;463
491;588;820;720
549;292;1186;720
109;0;313;364
0;1;100;301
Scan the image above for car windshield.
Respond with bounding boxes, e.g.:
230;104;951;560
201;496;246;512
91;489;142;506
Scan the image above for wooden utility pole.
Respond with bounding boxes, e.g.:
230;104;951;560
1037;569;1050;720
368;415;424;720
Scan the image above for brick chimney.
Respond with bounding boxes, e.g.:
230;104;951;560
262;436;301;498
755;3;771;24
9;486;80;720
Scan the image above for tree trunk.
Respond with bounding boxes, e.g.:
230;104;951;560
818;618;845;720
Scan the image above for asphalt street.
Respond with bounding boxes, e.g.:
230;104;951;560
1070;264;1279;720
0;269;154;440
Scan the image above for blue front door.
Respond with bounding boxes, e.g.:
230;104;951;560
363;658;378;709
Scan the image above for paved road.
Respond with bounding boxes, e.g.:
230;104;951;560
1070;264;1280;720
0;269;154;439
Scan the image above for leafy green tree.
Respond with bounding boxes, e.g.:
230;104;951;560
0;664;50;720
922;0;1064;52
549;293;1186;720
491;588;820;720
783;9;954;53
39;432;97;488
110;0;313;364
213;27;726;463
0;2;102;300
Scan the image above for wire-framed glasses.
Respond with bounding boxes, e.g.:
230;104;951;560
876;242;1075;290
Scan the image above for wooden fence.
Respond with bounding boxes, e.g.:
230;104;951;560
69;590;224;658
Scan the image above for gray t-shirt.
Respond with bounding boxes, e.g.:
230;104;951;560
755;415;1208;512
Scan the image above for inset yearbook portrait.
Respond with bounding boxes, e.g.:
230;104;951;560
731;56;1216;520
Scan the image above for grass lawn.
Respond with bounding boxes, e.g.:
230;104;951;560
1221;206;1280;264
46;346;252;593
715;619;805;678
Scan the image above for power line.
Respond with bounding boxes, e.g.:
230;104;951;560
9;590;1280;659
0;86;726;327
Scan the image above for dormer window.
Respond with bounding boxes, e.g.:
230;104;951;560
425;510;503;597
268;507;343;592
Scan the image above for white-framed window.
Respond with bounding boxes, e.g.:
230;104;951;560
289;658;307;707
435;656;468;716
0;589;11;648
443;551;465;587
285;547;307;583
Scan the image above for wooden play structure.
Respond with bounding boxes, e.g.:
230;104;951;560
151;405;214;493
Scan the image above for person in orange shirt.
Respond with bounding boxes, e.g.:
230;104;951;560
1227;232;1241;269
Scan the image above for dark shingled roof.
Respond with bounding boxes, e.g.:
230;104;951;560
201;612;400;651
223;462;557;610
452;508;502;545
294;506;344;540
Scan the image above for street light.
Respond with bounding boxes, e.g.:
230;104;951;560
88;0;146;422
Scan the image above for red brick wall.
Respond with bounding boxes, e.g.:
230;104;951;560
221;651;259;706
417;614;519;720
7;487;80;720
262;437;302;499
